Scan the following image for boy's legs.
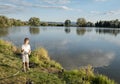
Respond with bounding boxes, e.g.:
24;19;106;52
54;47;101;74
22;55;26;72
25;55;30;70
23;62;26;72
26;62;30;70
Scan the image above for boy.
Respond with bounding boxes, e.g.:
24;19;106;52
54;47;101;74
21;38;31;72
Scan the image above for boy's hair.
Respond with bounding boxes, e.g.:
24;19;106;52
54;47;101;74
24;38;29;43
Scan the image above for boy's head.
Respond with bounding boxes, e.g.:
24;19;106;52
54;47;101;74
24;38;29;44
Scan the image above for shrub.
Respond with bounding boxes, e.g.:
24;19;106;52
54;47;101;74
30;48;63;69
0;40;17;55
92;74;116;84
61;65;94;84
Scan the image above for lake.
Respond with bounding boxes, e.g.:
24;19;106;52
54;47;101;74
0;26;120;83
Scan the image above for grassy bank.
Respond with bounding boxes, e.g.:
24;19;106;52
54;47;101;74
0;40;117;84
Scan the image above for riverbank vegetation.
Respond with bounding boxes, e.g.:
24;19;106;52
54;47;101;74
0;39;117;84
0;15;120;28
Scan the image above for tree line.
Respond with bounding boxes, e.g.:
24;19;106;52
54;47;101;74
0;16;27;28
95;19;120;28
64;18;120;28
0;16;40;28
0;15;120;28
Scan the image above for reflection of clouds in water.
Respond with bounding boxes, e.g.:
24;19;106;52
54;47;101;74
88;33;120;46
56;49;115;70
46;38;115;70
79;50;115;67
45;39;71;49
102;36;120;46
83;31;120;45
60;39;70;46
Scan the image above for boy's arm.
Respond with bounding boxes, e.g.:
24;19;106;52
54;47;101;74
21;45;24;53
28;50;31;55
28;45;31;55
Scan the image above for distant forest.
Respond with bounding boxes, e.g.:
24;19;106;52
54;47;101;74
0;15;120;28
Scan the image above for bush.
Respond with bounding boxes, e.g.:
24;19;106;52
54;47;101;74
30;48;63;69
92;74;116;84
0;40;16;55
60;66;94;84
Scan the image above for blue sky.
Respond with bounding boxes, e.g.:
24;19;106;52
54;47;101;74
0;0;120;22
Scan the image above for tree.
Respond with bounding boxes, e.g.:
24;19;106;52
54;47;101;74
86;22;94;27
41;22;48;26
64;20;71;27
95;19;120;28
0;16;10;28
29;17;40;26
76;18;86;27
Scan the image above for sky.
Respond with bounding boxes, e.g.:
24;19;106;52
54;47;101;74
0;0;120;22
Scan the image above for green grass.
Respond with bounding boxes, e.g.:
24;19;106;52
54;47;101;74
0;39;117;84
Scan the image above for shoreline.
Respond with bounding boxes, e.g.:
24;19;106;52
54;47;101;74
0;39;117;84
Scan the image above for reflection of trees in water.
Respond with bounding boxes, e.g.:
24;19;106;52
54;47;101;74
86;28;92;32
29;27;40;35
65;27;71;34
76;27;86;35
96;29;120;36
0;28;9;37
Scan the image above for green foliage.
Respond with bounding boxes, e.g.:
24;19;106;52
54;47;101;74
86;22;94;27
60;65;94;84
30;48;63;69
0;40;16;55
0;15;27;28
28;72;64;84
0;40;21;84
76;18;87;27
0;16;10;28
29;17;40;26
41;22;48;26
1;15;120;28
65;20;71;27
95;19;120;28
92;75;116;84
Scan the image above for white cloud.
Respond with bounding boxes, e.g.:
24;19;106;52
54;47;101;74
90;11;101;14
104;10;120;15
42;0;71;4
0;3;23;14
0;4;16;9
0;0;72;14
31;4;72;10
90;10;120;16
95;0;108;2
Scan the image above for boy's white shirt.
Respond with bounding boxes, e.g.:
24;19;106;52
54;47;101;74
22;44;31;53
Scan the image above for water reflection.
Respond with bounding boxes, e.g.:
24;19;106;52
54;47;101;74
0;28;9;37
29;27;40;35
53;49;115;70
64;27;71;34
96;28;120;36
76;27;86;35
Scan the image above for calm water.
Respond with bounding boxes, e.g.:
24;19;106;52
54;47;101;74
0;26;120;83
